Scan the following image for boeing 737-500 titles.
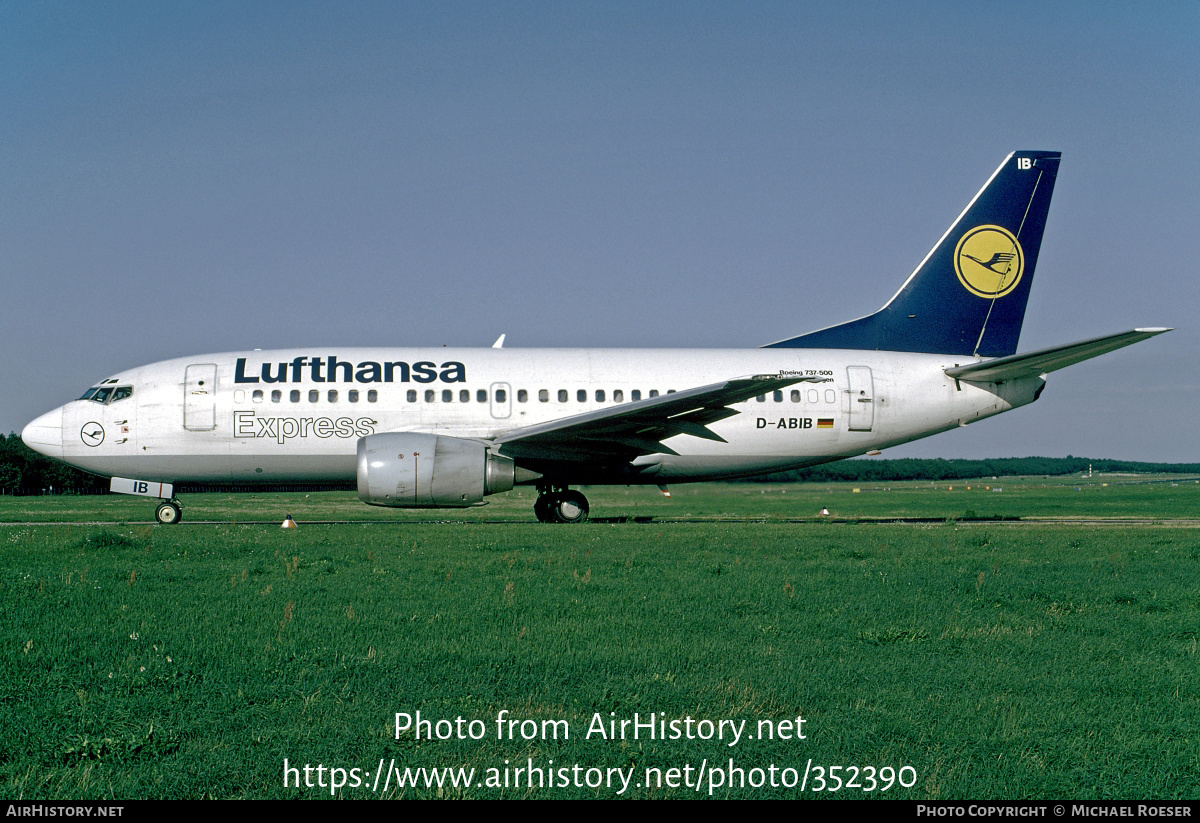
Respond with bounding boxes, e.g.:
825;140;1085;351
21;152;1169;523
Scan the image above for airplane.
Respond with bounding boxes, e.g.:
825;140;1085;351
21;151;1169;524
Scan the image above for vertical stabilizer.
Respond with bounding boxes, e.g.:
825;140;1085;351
766;151;1061;357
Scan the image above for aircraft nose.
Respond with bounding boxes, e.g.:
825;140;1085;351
22;408;64;460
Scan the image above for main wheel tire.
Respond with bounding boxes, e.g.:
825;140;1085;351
533;495;554;523
551;490;589;524
155;501;182;525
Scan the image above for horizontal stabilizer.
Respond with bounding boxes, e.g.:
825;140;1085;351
945;328;1171;383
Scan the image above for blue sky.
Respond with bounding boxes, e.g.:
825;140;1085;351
3;1;1196;461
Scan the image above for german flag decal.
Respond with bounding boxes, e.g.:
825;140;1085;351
817;418;834;429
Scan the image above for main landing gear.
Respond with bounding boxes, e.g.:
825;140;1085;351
534;486;589;524
154;500;183;525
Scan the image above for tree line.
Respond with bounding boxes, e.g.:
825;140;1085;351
745;456;1200;483
0;433;108;495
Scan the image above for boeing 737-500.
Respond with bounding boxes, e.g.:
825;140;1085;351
21;151;1169;523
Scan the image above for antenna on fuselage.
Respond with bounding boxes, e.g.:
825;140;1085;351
492;334;506;348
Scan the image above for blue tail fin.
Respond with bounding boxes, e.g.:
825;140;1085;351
765;151;1061;357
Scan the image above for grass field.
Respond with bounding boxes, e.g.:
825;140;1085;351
1;477;1198;799
3;472;1200;524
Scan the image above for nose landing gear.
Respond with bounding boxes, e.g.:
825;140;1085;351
154;500;183;524
533;486;589;523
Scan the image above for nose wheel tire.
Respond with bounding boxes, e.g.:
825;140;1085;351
534;489;589;523
155;501;182;525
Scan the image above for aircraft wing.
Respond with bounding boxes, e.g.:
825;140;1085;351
945;328;1171;383
493;375;818;461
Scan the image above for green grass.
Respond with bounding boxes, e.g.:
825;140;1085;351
1;481;1198;798
2;473;1199;523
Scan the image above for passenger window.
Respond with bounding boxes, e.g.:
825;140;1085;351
825;389;836;403
309;390;319;403
577;389;586;402
613;390;623;402
290;390;300;403
443;389;453;403
539;390;549;402
496;389;506;403
808;389;818;403
272;390;282;403
756;395;765;402
406;390;416;403
518;389;528;403
477;389;487;403
460;389;470;403
649;390;659;398
790;390;800;402
558;390;568;402
350;390;360;403
631;390;641;401
773;390;783;402
253;390;263;403
596;390;605;402
328;390;338;403
367;390;378;402
425;390;435;402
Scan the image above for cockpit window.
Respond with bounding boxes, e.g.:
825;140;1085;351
79;385;133;404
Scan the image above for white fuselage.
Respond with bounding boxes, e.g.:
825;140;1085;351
29;346;1043;487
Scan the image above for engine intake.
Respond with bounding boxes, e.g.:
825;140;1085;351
357;432;514;507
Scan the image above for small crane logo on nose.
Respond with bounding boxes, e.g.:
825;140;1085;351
81;423;105;447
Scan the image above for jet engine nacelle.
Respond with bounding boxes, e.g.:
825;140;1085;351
356;432;515;507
